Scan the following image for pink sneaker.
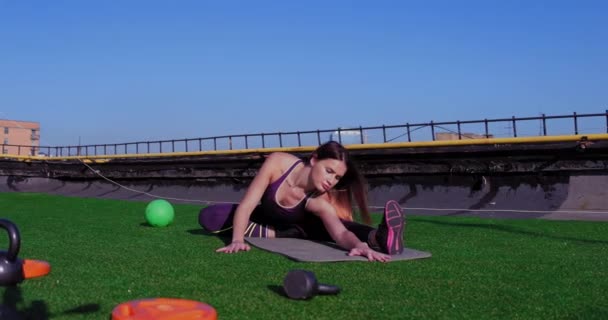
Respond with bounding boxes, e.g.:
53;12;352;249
375;200;405;255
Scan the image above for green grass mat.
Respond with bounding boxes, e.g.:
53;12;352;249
0;192;607;319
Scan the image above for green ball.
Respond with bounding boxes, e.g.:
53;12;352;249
145;199;175;227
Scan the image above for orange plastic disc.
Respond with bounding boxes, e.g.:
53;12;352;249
111;298;217;320
22;259;51;279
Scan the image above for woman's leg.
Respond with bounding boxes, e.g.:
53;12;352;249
198;203;235;233
298;200;406;255
198;203;275;237
199;203;309;239
298;217;374;243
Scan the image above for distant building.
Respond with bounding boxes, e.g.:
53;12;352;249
435;132;493;141
0;119;40;156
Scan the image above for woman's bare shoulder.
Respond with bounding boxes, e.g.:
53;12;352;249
261;152;301;181
265;152;300;164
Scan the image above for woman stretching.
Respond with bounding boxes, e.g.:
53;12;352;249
199;141;406;262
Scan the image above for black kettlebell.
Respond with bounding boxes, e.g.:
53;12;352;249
0;219;24;286
282;269;341;300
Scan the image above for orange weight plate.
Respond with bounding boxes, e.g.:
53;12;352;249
112;298;217;320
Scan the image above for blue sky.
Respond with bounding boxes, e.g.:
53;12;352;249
1;0;607;146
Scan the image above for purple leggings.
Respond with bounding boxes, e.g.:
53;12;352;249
199;203;374;242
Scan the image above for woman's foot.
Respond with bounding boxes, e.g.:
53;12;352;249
375;200;405;255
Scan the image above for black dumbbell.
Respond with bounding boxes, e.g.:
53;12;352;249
282;269;341;300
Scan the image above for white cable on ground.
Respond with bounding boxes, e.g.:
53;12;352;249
79;159;608;215
78;159;237;205
366;206;608;215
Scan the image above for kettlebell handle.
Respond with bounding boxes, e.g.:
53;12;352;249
0;218;21;262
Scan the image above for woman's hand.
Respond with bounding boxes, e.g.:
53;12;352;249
348;243;391;262
216;240;251;253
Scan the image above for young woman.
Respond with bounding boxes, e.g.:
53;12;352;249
199;141;406;262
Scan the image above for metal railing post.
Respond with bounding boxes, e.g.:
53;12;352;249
382;125;386;143
359;126;364;144
484;119;489;138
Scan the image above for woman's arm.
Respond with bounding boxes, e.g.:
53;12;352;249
216;153;283;253
306;198;391;262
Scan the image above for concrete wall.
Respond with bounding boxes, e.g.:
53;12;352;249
1;173;607;221
1;138;607;221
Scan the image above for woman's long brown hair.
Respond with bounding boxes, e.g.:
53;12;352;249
309;141;371;225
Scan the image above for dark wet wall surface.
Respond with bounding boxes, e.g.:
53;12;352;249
1;140;607;220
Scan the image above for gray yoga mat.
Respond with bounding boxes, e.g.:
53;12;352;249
245;237;432;262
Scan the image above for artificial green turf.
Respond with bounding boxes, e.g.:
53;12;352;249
0;192;607;319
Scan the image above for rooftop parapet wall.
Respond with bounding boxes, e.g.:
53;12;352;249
1;134;607;179
1;135;608;220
